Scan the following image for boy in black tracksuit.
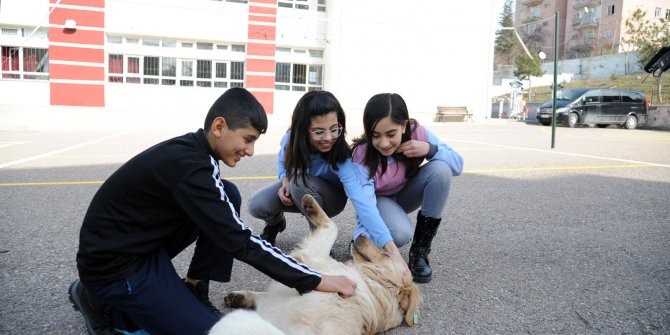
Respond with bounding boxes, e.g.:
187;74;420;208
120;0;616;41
69;88;357;335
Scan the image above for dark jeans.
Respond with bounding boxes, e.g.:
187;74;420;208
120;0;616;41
86;179;241;334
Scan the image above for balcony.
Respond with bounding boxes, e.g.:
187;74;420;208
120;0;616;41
524;28;544;41
571;37;597;48
575;15;599;30
573;0;601;9
522;14;543;23
521;0;543;6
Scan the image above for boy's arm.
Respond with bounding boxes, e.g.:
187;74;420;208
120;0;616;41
173;163;322;294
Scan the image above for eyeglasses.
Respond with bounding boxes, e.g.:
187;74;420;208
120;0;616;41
308;124;343;141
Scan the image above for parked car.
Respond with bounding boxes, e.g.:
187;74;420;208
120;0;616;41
535;88;648;129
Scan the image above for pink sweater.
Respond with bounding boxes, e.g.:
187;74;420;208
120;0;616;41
352;125;428;196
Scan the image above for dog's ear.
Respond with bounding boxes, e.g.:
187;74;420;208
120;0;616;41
401;284;422;327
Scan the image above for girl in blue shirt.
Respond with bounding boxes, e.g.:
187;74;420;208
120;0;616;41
248;91;405;266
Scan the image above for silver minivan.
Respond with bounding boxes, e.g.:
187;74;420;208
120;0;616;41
536;88;648;129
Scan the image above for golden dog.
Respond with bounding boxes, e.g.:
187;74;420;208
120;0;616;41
209;194;421;335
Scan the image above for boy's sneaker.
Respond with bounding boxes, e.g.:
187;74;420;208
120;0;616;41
184;279;222;316
68;279;118;335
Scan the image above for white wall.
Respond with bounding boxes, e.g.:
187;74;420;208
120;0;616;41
0;0;48;26
105;0;249;42
326;1;497;122
0;80;49;106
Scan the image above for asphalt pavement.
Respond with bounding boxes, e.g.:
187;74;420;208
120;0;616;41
1;117;669;334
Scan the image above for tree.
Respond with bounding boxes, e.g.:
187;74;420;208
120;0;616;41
494;0;520;67
623;8;670;103
514;53;545;102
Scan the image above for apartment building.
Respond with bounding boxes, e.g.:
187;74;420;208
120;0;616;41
0;0;497;121
516;0;669;60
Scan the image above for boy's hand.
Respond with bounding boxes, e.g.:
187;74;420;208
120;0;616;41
316;275;357;298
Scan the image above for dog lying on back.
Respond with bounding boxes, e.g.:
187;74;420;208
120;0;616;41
209;194;421;335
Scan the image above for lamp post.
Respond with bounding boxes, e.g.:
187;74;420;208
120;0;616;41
503;17;559;148
550;12;559;149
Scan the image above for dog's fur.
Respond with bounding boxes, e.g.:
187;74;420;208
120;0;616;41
209;194;421;335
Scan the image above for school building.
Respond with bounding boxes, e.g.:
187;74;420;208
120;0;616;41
0;0;497;122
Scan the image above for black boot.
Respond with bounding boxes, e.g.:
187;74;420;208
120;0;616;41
260;217;286;246
184;279;222;316
409;212;441;283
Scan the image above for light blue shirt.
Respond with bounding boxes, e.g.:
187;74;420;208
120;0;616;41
277;133;393;247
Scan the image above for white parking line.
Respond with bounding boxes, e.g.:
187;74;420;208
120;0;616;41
0;133;126;169
450;139;670;168
0;141;27;149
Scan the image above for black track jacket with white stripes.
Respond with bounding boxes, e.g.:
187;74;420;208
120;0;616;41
76;129;321;293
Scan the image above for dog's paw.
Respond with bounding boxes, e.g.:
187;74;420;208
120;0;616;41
301;194;318;217
224;291;256;309
301;194;330;227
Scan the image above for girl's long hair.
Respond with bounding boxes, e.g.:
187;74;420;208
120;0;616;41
352;93;422;179
285;90;351;186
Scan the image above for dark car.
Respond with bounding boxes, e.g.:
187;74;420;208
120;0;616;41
536;88;648;129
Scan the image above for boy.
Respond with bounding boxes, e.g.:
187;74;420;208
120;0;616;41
69;88;356;335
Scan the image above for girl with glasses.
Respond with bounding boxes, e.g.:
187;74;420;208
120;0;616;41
248;91;407;268
351;93;463;283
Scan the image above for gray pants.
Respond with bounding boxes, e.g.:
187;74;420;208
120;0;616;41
248;175;348;229
248;160;452;247
377;160;453;247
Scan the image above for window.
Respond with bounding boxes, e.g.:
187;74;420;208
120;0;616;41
197;42;213;50
108;54;124;82
655;7;661;17
143;56;159;84
142;38;160;47
278;0;326;12
108;35;122;44
22;48;49;80
622;92;643;103
601;89;620;103
161;57;176;85
275;62;322;91
162;39;176;48
607;5;615;15
104;36;246;88
214;63;228;88
309;50;323;58
666;9;670;20
583;90;600;104
229;62;242;80
127;57;140;83
1;46;49;80
197;60;212;87
181;60;194;86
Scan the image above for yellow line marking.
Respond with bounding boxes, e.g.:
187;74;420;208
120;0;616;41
465;164;656;174
0;176;277;187
0;164;660;187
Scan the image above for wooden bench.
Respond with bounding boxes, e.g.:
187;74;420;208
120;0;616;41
434;106;473;122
